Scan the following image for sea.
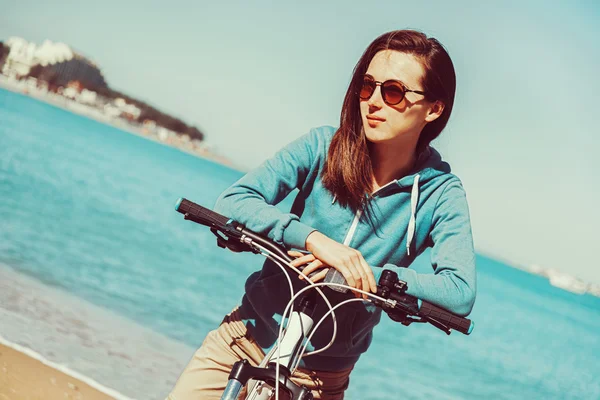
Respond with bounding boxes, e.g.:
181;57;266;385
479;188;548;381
1;88;599;400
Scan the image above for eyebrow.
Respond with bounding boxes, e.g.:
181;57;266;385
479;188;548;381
365;73;410;88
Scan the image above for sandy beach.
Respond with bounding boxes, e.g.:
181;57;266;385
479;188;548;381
0;341;123;400
0;264;194;400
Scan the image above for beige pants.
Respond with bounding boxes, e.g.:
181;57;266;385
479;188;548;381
166;309;352;400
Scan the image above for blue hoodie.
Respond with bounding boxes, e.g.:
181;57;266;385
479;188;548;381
214;125;476;371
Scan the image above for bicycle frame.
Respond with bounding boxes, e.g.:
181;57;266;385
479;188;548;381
223;307;316;400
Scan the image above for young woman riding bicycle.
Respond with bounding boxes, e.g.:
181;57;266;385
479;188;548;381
167;29;476;400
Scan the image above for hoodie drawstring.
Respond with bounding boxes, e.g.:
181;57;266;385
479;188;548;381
406;174;420;256
332;174;420;256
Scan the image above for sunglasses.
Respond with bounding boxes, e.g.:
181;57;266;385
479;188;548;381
359;74;427;106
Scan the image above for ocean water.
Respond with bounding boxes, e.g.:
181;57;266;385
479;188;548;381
1;88;599;400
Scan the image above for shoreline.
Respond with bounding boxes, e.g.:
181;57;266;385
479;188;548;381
0;263;194;399
0;77;244;173
0;336;132;400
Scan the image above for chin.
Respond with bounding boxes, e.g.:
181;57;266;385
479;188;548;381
364;127;393;143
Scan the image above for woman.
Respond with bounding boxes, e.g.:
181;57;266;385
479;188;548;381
168;29;476;399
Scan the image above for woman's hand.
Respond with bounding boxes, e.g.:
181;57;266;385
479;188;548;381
287;231;377;299
287;250;330;284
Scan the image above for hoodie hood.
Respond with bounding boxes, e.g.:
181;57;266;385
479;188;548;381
403;146;451;184
376;147;451;196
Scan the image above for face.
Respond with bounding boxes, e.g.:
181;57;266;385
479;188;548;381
359;50;442;145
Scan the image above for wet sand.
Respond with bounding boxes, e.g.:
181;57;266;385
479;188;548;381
0;264;192;399
0;342;122;400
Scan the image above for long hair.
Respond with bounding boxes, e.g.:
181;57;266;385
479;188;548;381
322;30;456;212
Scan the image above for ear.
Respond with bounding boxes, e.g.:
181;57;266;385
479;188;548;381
425;100;445;123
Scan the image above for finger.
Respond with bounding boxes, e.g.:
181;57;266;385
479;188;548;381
348;256;364;291
308;269;329;284
287;250;304;258
361;259;377;294
299;259;324;278
354;258;369;296
356;262;369;299
355;256;374;297
349;254;369;298
289;253;316;267
335;262;357;290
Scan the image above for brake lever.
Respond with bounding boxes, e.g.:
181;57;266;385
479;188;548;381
423;317;452;335
211;228;257;253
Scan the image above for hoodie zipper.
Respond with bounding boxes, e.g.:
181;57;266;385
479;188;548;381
328;179;402;292
327;207;363;293
342;209;362;246
342;180;396;246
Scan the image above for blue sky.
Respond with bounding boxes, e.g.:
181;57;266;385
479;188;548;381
2;0;599;284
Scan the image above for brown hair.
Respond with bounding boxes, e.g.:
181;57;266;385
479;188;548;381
322;30;456;211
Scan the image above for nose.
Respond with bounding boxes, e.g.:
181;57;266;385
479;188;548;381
367;85;384;109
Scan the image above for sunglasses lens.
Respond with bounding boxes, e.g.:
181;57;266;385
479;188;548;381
382;81;405;105
360;76;376;100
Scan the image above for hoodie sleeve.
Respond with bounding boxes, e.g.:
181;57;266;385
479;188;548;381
214;128;322;250
387;180;477;316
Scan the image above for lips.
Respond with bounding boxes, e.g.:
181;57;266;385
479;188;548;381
366;115;385;122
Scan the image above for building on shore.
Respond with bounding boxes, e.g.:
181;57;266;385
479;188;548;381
2;37;74;78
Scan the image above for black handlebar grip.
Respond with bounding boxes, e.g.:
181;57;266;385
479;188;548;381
418;300;474;335
175;198;231;229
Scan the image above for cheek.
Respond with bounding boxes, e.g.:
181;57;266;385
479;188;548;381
359;102;369;118
389;107;423;129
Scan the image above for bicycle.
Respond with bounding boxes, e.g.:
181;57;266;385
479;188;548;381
175;198;474;400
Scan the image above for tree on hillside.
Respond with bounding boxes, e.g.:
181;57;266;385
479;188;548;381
23;54;205;142
27;64;61;90
95;86;204;141
0;42;10;70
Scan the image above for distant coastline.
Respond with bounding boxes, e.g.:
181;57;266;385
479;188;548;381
0;76;237;170
0;37;239;170
478;250;600;297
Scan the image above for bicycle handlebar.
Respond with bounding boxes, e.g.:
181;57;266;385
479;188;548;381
176;198;294;263
175;197;231;229
175;197;474;335
419;299;473;335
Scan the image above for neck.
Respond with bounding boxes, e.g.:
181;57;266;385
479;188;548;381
369;139;418;191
